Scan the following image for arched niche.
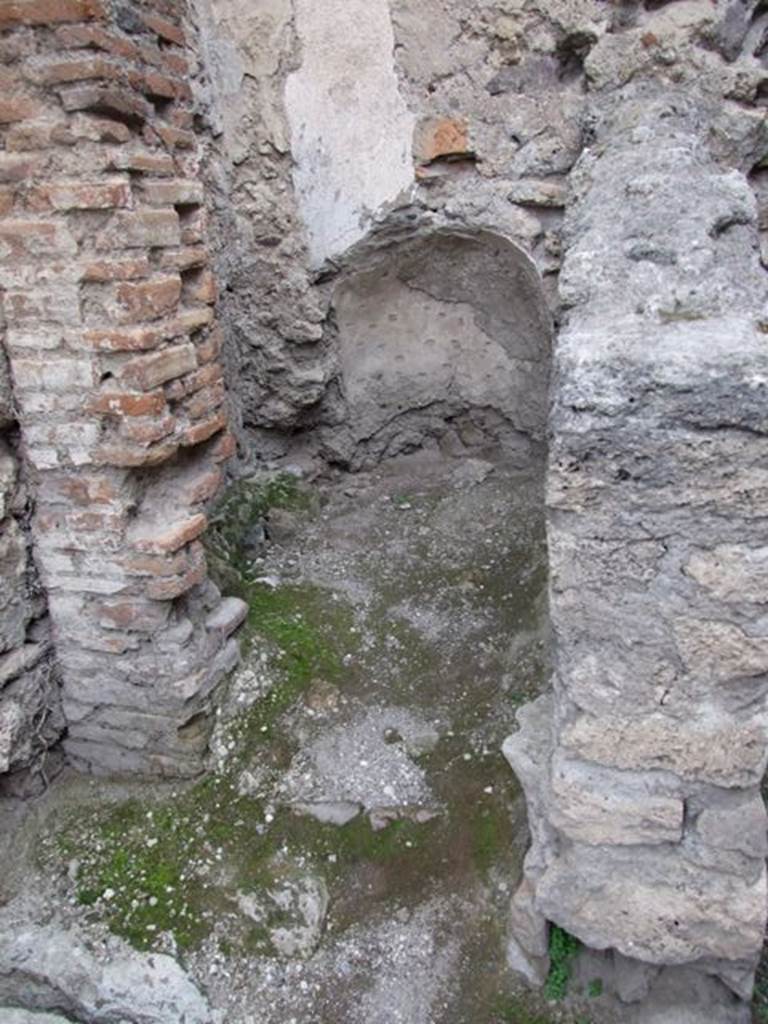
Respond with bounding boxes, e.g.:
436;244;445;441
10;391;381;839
330;229;552;468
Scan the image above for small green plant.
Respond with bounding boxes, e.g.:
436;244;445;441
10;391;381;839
587;978;603;998
544;924;580;1001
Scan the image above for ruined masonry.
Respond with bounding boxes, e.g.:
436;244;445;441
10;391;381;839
2;0;768;1017
0;0;246;783
505;91;768;1002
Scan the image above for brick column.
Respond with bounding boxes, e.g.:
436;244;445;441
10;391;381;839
0;0;245;776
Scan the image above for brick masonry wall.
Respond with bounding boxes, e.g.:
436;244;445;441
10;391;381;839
0;0;246;777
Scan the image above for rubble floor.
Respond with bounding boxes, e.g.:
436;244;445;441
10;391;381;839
2;444;618;1024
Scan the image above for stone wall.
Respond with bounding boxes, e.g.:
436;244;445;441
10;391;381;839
189;0;571;466
0;334;61;796
505;71;768;1024
0;0;245;779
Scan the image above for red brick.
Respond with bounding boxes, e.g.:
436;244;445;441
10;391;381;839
185;382;225;421
117;274;181;322
414;117;472;164
146;543;206;600
43;473;123;507
4;283;81;325
0;96;43;124
87;389;167;417
144;69;192;103
140;11;185;46
0;0;106;27
54;24;141;60
139;179;203;207
131;513;207;555
0;153;44;183
58;113;131;144
27;179;131;212
60;84;153;124
169;305;214;335
12;355;97;392
165;362;223;401
154;123;196;151
169;107;193;130
163;52;188;77
6;120;61;152
120;413;176;445
160;246;207;271
183;267;217;305
182;466;223;504
98;598;170;632
24;54;123;86
84;325;163;352
180;411;227;447
120;547;191;577
212;431;236;463
37;508;125;536
109;209;181;248
110;149;175;175
118;342;197;390
82;256;149;282
179;207;206;245
94;439;178;467
196;326;223;365
0;220;77;260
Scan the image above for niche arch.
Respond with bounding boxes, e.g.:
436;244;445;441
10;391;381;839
328;228;552;469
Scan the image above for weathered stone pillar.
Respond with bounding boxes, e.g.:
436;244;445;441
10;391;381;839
506;88;768;1001
0;0;245;777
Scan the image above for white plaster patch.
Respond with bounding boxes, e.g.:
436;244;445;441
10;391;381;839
285;0;416;266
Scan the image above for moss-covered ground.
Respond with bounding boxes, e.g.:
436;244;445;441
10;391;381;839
35;454;579;1023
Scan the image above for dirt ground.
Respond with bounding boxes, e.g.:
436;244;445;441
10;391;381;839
1;445;617;1024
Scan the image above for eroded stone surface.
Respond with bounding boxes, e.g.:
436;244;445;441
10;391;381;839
0;918;211;1024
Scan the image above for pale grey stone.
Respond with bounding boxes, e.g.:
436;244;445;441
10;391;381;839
506;876;549;986
696;793;768;860
0;521;32;657
536;844;766;967
235;867;328;959
0;1011;73;1024
0;644;46;690
673;618;768;681
685;545;768;604
560;713;768;789
291;801;362;826
0;923;211;1023
205;596;248;639
612;951;661;1005
625;965;752;1024
549;754;683;846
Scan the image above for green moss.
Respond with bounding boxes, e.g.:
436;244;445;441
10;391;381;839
53;768;443;954
587;978;603;998
225;582;359;772
753;933;768;1022
64;792;229;950
205;472;314;588
490;996;552;1023
471;801;507;876
544;925;580;1001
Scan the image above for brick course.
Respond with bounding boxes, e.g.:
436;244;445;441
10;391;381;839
0;0;241;779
